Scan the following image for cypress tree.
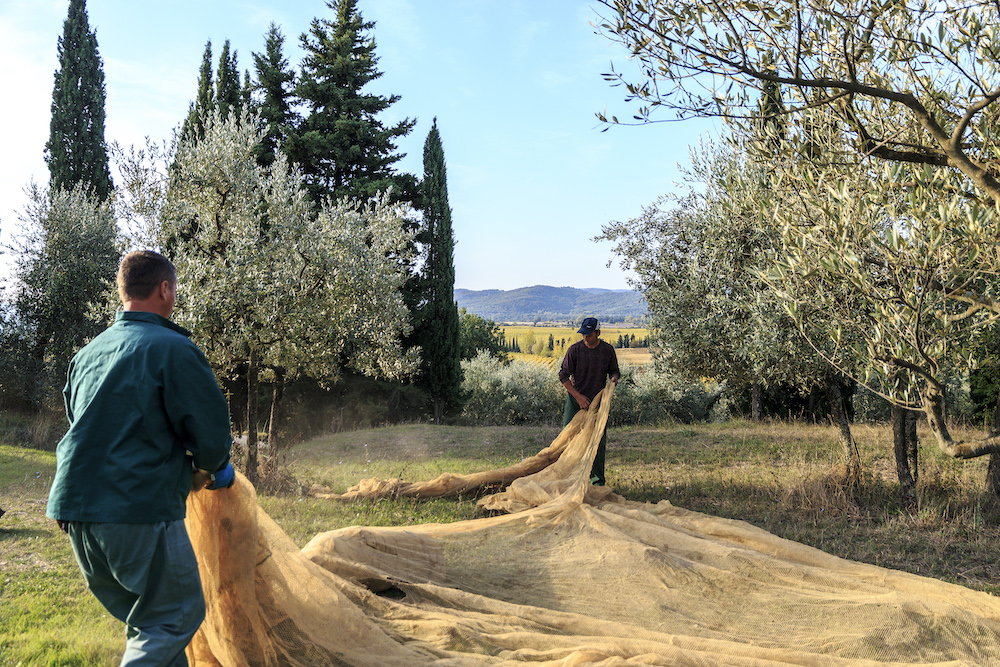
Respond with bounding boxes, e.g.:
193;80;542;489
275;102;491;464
287;0;418;205
754;51;785;154
241;70;253;114
180;41;214;142
180;39;247;142
418;118;462;423
252;23;297;168
44;0;112;201
215;40;241;122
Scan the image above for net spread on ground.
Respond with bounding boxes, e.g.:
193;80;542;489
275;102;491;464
184;385;1000;665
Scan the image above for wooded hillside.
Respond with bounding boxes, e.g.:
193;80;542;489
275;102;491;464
455;286;646;323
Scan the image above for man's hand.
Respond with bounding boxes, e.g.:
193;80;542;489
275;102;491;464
192;468;212;491
208;463;236;490
562;379;590;410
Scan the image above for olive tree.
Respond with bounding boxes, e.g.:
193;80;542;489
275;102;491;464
4;184;119;407
602;138;862;479
117;110;418;481
595;0;1000;468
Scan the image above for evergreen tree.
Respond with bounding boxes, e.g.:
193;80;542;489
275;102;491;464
215;40;241;122
181;40;248;144
252;23;297;168
417;119;462;423
180;41;214;142
755;52;786;154
44;0;112;201
241;70;253;115
287;0;418;205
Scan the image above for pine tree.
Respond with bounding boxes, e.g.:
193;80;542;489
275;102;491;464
417;118;462;423
180;41;214;142
252;23;297;168
287;0;418;205
44;0;112;201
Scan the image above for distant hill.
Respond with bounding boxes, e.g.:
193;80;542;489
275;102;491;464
454;286;646;323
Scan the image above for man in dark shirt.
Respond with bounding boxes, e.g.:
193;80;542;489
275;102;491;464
559;317;620;485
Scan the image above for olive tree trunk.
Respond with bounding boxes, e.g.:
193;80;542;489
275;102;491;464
751;379;762;422
891;404;919;505
246;351;259;485
826;377;860;486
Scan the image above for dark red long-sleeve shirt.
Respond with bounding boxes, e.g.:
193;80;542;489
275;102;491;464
559;339;620;400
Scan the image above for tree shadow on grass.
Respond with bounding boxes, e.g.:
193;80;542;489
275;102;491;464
0;526;52;541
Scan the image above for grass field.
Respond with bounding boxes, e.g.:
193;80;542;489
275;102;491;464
502;324;651;366
4;418;1000;664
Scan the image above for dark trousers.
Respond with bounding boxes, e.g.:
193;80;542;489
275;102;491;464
563;394;607;485
67;520;205;666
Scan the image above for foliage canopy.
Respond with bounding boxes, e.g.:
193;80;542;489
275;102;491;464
596;0;1000;460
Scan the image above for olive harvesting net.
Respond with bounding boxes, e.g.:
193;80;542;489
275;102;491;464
184;385;1000;666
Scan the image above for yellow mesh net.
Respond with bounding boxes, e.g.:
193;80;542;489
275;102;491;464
185;385;1000;665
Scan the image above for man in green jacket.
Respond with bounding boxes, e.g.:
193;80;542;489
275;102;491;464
47;250;233;666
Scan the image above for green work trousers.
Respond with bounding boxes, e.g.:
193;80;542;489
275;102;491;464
67;520;205;666
563;394;607;485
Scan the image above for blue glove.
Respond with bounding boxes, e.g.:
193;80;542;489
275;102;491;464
208;463;235;490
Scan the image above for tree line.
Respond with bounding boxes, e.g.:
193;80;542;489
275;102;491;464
0;0;498;481
594;0;1000;501
500;332;649;355
19;0;998;508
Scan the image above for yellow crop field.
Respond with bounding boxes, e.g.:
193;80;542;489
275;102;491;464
510;352;557;368
616;347;652;366
502;325;651;367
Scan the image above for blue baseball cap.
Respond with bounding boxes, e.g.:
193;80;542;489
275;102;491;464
578;317;599;334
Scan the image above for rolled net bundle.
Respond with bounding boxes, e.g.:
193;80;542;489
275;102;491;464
185;385;1000;665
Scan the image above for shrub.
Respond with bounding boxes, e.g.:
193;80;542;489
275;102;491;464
611;366;724;425
852;386;892;423
460;352;563;425
459;353;724;427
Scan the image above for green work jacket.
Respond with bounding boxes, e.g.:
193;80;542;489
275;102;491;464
46;311;232;523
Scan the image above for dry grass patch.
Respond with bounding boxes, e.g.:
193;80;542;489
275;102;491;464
609;420;1000;594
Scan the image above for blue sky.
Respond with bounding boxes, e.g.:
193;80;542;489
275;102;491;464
0;0;716;291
